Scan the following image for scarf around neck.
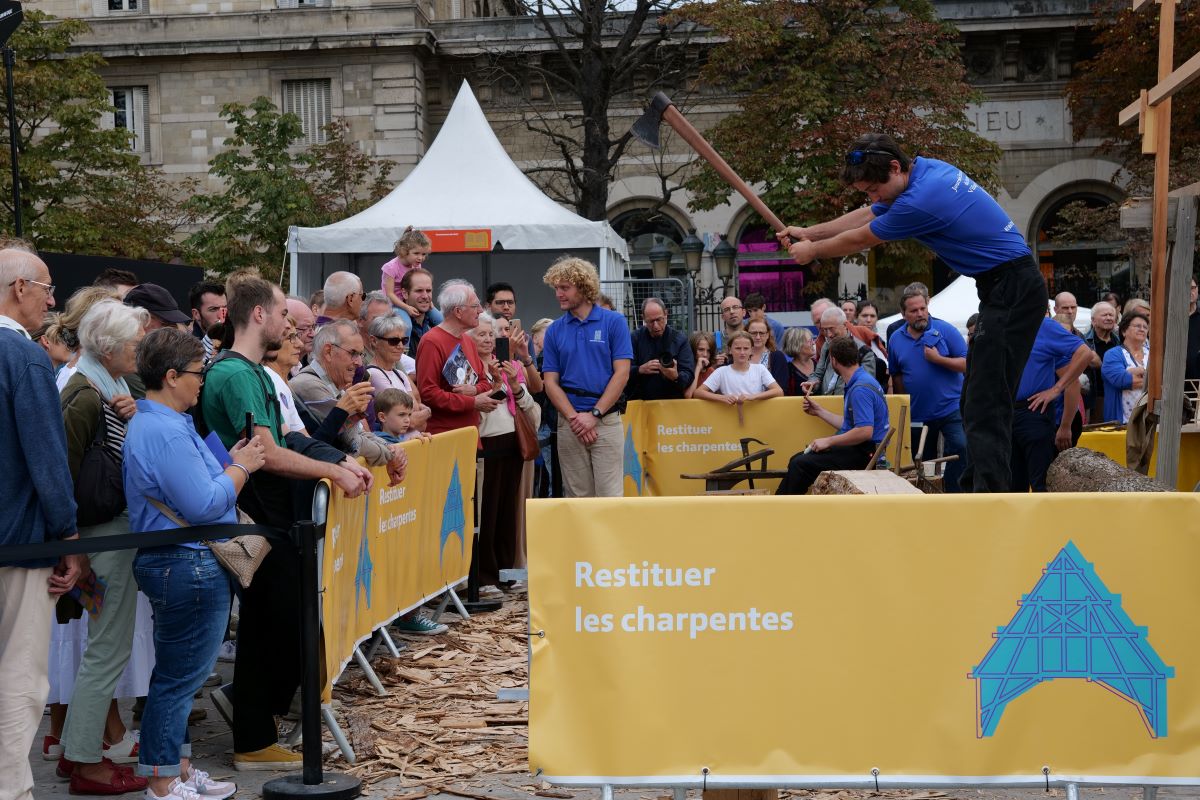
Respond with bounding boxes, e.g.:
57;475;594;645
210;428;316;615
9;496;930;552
75;352;130;403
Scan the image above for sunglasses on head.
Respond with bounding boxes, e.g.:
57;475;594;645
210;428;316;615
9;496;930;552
844;149;895;166
377;335;409;347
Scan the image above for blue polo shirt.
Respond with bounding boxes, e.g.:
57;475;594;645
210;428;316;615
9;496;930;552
1016;318;1085;402
886;318;966;423
869;157;1031;276
838;367;890;444
542;303;634;412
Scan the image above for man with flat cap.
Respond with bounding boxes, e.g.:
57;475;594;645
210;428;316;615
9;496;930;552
124;283;191;331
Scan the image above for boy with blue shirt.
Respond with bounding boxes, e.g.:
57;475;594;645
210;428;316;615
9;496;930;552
541;257;633;497
777;337;889;495
887;288;968;492
1010;317;1091;492
782;133;1047;493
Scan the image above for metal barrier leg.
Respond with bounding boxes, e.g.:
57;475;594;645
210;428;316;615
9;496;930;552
601;786;614;800
353;646;388;697
323;705;356;764
446;585;471;620
363;631;383;662
378;628;403;657
1066;784;1079;800
1144;788;1157;800
431;592;451;622
673;789;687;800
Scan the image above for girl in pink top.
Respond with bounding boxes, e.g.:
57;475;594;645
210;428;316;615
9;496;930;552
381;226;442;326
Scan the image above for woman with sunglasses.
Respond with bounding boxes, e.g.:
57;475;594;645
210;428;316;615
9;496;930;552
365;313;430;433
780;133;1046;493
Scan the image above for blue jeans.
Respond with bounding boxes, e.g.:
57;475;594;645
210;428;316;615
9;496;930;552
133;547;231;777
912;411;968;493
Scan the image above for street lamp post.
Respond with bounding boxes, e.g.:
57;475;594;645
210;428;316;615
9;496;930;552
713;234;737;293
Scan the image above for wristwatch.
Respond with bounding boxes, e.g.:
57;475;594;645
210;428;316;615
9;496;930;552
520;357;534;367
589;408;604;419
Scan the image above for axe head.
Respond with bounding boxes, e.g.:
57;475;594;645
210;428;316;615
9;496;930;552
630;92;674;149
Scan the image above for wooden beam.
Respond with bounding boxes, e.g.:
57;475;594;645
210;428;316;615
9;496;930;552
1154;195;1198;488
1132;0;1153;10
1119;96;1141;127
1146;0;1176;405
1149;48;1200;106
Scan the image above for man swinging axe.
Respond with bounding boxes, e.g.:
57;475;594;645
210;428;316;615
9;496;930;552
780;134;1047;493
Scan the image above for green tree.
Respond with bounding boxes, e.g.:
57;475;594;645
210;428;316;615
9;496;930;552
304;118;395;222
677;0;1000;291
0;10;192;257
187;100;395;281
185;97;320;281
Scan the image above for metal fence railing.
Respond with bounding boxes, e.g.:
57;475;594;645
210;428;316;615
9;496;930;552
601;278;694;335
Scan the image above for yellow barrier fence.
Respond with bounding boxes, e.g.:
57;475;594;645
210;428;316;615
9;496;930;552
622;396;914;496
320;426;478;701
529;493;1200;786
1077;429;1200;491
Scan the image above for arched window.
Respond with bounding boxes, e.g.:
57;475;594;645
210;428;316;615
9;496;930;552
732;222;811;312
609;207;685;278
1033;183;1129;305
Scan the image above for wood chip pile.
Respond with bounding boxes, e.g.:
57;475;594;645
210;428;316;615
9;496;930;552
328;591;531;790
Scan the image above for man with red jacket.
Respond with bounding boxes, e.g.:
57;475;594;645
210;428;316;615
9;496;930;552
416;279;500;434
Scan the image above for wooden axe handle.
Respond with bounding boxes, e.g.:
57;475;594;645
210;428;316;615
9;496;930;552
661;105;787;235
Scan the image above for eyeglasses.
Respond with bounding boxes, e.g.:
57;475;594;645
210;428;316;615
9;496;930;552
491;299;515;307
644;317;667;326
377;335;409;347
332;343;365;361
749;330;768;337
295;324;315;335
845;149;895;166
722;305;743;313
8;278;55;295
177;368;206;383
286;333;302;342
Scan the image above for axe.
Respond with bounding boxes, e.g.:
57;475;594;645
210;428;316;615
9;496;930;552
631;92;789;242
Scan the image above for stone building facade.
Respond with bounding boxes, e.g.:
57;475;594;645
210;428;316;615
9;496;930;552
50;0;1124;317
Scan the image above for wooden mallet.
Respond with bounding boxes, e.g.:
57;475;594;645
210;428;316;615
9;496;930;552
631;92;789;243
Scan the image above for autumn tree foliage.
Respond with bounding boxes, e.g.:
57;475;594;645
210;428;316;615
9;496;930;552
677;0;1000;283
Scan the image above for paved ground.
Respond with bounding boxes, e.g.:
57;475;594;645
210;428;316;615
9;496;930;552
28;591;1200;800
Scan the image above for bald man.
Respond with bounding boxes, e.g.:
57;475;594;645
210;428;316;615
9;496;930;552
286;296;316;367
1053;292;1079;331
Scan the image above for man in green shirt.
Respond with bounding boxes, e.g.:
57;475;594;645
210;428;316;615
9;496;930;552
201;275;370;772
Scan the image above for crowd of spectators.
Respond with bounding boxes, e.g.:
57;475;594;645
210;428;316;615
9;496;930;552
0;225;1183;800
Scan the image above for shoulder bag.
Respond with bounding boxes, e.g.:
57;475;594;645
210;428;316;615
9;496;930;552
145;497;270;589
65;384;126;527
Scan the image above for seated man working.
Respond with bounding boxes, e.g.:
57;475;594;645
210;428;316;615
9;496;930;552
777;337;889;495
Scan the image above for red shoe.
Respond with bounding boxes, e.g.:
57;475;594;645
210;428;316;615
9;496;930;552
56;755;76;780
43;734;64;761
67;760;147;796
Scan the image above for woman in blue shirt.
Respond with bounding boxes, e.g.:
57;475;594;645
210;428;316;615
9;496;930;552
1100;311;1150;424
123;328;265;800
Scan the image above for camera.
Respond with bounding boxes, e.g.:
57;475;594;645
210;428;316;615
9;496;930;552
659;353;675;369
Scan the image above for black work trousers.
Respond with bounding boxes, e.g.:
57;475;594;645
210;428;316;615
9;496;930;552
776;442;875;495
1009;404;1057;492
959;255;1048;493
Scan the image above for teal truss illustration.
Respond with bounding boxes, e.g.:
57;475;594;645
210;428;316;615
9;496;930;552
355;526;373;611
439;460;466;566
623;425;642;495
970;541;1174;738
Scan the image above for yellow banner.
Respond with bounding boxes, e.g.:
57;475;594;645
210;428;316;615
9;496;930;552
622;397;914;496
320;426;477;700
529;494;1200;783
1077;429;1200;491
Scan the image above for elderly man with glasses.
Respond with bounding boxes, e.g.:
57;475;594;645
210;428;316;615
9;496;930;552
780;132;1046;493
713;295;747;364
316;271;364;325
801;306;876;397
289;319;407;484
627;297;694;401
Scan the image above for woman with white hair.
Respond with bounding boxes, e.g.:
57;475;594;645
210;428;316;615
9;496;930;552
467;311;540;594
365;312;430;432
55;300;151;794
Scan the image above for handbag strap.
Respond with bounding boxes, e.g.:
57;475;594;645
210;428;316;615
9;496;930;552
146;496;189;527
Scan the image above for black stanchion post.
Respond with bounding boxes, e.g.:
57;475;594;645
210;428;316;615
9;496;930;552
262;520;360;800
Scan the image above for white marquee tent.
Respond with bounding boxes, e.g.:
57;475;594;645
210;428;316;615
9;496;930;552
877;274;1091;336
286;81;628;321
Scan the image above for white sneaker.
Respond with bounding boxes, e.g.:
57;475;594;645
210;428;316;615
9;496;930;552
182;768;236;800
145;778;203;800
216;640;237;663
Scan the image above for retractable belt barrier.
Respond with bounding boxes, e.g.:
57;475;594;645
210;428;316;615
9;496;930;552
0;523;288;565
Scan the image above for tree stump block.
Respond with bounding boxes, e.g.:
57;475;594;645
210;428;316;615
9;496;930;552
1047;446;1169;492
810;470;922;495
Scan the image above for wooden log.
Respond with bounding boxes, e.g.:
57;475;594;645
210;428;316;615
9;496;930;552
809;470;922;495
1047;447;1168;493
704;789;778;800
345;706;379;759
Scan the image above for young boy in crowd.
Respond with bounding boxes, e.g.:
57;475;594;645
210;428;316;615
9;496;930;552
375;388;430;443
